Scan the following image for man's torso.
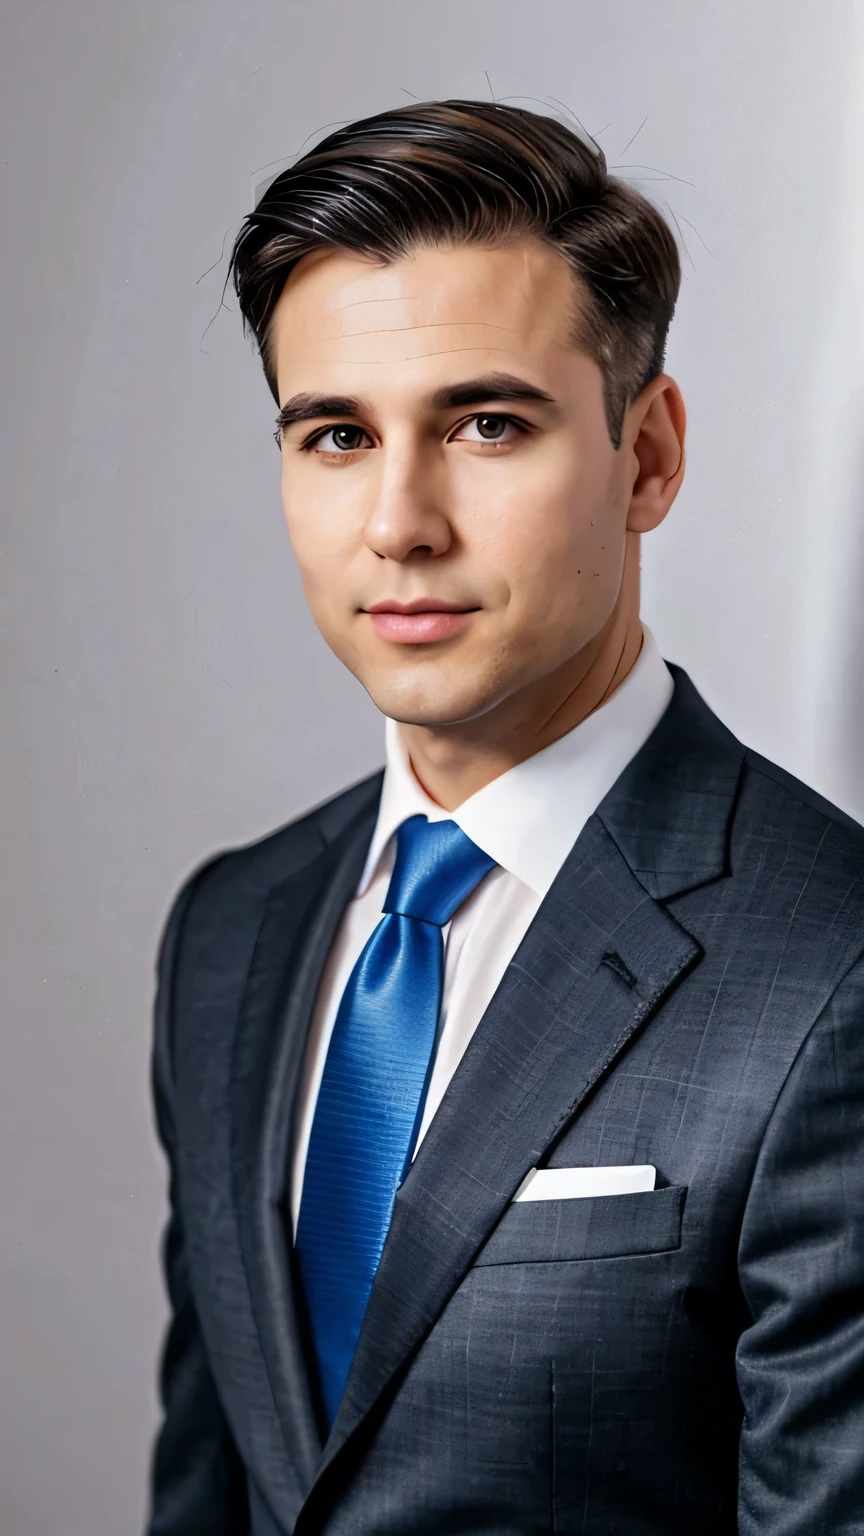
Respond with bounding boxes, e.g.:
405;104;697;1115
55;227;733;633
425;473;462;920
153;666;864;1534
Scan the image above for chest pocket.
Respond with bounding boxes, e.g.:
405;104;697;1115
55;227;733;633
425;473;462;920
473;1185;686;1266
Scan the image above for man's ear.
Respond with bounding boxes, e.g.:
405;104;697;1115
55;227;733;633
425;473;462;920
624;375;686;534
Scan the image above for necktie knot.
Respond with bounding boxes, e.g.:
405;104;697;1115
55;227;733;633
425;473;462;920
382;815;496;926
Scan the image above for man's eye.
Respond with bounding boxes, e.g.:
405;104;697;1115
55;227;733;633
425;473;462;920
310;425;371;453
453;414;520;444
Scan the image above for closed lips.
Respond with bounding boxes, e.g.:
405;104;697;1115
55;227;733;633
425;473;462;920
365;599;479;643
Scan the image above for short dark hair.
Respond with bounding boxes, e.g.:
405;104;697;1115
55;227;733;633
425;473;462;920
229;99;681;449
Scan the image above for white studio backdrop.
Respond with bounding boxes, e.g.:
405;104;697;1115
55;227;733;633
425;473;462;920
2;3;863;1532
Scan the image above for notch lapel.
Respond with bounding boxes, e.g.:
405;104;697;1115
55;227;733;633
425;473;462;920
596;661;746;901
230;812;376;1463
176;781;381;1532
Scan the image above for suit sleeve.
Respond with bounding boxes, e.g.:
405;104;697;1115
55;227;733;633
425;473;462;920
736;955;864;1534
145;868;250;1536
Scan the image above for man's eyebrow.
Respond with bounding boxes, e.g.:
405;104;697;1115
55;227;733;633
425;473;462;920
276;374;558;432
431;373;558;410
277;393;363;430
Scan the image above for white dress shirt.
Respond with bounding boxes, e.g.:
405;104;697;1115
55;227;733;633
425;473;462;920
289;624;674;1231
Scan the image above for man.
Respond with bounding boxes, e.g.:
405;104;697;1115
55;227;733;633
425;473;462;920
146;100;864;1535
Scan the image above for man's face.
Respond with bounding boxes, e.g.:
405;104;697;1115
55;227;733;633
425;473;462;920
271;239;644;726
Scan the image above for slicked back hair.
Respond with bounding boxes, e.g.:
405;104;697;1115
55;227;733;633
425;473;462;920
229;99;681;449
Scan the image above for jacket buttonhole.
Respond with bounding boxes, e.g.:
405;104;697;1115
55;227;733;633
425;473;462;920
600;951;638;988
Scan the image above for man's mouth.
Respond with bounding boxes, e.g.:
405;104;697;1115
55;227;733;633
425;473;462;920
363;598;480;645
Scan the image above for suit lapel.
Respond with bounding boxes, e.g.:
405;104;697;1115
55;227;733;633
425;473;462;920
176;782;381;1531
596;661;746;901
230;810;376;1462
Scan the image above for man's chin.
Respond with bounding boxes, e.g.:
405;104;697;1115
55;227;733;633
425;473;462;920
363;673;503;729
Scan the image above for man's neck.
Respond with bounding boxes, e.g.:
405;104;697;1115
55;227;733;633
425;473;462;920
398;611;645;812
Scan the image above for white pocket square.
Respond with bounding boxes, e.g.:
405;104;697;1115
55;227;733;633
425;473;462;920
512;1165;656;1202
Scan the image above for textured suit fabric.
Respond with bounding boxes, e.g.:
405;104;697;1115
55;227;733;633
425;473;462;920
145;664;864;1535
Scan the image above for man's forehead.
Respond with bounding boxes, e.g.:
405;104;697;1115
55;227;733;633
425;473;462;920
272;241;577;378
276;243;575;336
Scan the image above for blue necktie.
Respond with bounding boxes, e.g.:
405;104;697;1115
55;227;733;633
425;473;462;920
294;814;496;1427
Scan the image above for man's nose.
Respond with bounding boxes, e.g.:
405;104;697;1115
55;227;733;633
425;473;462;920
362;444;453;562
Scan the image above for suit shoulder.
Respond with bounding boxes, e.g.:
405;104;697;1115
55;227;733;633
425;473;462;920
159;768;384;942
741;747;864;861
231;766;385;867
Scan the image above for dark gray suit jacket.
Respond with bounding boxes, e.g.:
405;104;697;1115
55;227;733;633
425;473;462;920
145;664;864;1535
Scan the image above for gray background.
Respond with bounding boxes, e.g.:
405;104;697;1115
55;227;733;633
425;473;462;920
3;2;864;1531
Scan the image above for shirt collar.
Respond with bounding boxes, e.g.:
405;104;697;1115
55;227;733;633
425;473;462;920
357;623;674;899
